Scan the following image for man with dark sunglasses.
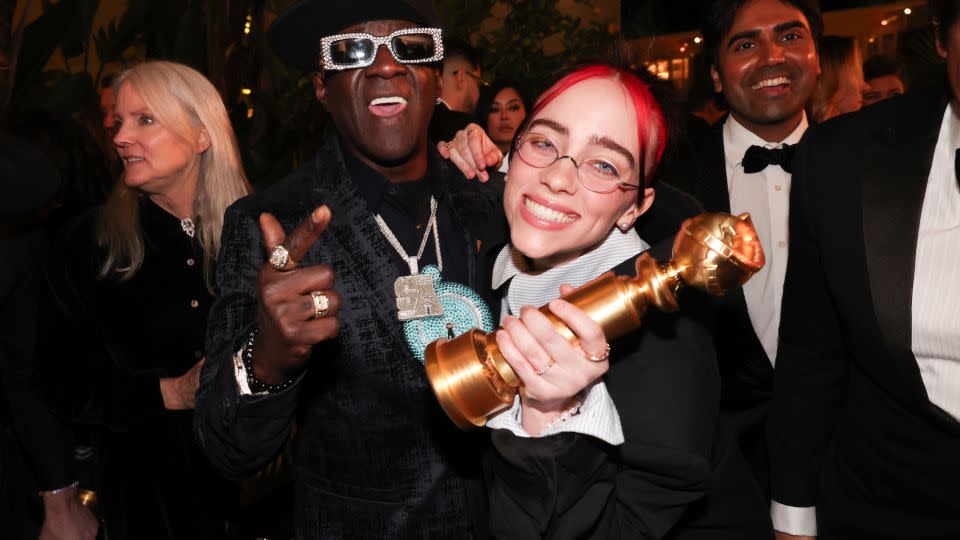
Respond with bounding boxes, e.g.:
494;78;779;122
194;1;504;537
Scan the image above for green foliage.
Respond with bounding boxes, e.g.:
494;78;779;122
436;0;614;95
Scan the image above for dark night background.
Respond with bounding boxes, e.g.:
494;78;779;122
624;0;907;36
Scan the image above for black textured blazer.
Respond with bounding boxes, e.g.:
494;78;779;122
194;136;506;538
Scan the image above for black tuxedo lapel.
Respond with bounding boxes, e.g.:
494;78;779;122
860;88;950;406
693;124;732;213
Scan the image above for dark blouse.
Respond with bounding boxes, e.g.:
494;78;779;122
37;197;234;539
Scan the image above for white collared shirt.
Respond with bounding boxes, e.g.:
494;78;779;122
723;113;808;366
484;228;649;443
774;103;960;536
913;101;960;421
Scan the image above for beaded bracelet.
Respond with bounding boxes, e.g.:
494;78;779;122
241;328;297;394
540;394;585;434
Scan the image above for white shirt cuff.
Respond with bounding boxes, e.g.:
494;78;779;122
486;381;625;445
233;349;269;396
771;500;817;536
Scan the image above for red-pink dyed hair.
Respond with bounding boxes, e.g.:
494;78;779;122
513;64;667;187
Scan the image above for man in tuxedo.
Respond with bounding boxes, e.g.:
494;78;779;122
430;38;484;142
193;1;503;537
768;1;960;538
690;0;821;502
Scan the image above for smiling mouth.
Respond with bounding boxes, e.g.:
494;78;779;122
752;76;791;90
123;157;145;164
368;96;408;117
524;196;577;223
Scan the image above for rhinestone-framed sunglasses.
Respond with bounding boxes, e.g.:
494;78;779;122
319;27;444;71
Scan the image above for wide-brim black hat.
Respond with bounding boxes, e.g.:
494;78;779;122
269;0;440;72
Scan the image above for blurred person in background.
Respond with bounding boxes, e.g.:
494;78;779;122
476;79;528;161
431;37;485;141
862;53;906;106
810;36;870;122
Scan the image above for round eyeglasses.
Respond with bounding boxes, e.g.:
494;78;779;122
515;134;643;194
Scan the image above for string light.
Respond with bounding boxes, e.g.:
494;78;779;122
904;7;912;15
881;19;888;26
693;36;702;44
240;88;252;95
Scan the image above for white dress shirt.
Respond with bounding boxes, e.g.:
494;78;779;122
773;102;960;536
723;113;808;366
485;227;650;443
913;101;960;422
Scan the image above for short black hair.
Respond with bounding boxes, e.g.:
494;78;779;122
702;0;824;68
862;54;902;81
929;0;960;45
442;37;481;70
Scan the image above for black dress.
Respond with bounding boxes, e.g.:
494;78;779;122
36;197;235;539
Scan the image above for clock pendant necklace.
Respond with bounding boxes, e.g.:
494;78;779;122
374;197;494;363
373;197;444;321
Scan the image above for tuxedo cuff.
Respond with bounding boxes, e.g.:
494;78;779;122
771;500;817;536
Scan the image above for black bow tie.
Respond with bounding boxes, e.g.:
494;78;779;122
742;144;796;174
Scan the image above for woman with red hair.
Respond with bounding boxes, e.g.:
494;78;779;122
441;65;771;539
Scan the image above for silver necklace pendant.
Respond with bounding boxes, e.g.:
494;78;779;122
180;217;195;238
395;273;444;321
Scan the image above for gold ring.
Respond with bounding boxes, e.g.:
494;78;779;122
583;343;611;363
311;290;329;319
535;360;555;376
269;245;297;271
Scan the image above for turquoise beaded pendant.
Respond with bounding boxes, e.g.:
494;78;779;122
401;265;493;363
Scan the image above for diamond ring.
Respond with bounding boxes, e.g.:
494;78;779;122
535;360;556;376
311;291;329;319
269;245;297;271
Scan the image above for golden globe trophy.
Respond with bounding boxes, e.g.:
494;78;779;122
424;212;766;430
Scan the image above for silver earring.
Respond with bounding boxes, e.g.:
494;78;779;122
617;222;630;232
436;97;443;105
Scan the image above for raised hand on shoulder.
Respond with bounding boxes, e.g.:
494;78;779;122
437;123;503;182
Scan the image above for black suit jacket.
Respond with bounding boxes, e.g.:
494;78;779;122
194;137;505;538
686;123;775;492
482;254;772;540
769;86;960;539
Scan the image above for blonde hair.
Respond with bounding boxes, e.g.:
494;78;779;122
810;36;862;123
98;61;250;289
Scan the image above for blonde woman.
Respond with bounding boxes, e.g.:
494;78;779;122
810;36;871;122
37;61;250;539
